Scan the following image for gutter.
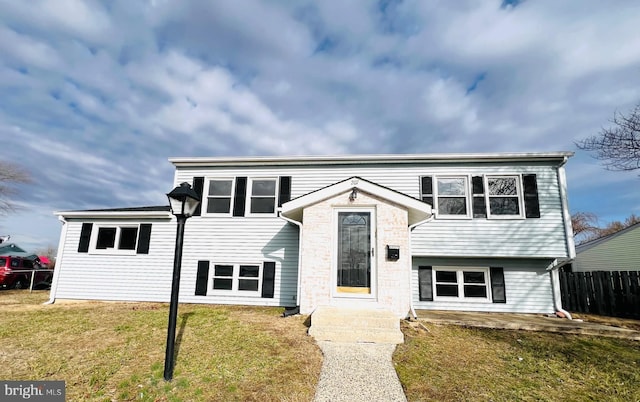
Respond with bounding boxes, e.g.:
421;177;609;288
407;213;435;320
169;152;575;168
279;213;304;308
547;258;573;320
44;215;68;305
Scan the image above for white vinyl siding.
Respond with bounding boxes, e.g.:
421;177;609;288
52;219;299;307
53;156;569;313
176;163;569;259
412;258;555;314
53;219;176;302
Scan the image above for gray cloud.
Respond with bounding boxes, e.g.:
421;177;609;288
1;0;639;250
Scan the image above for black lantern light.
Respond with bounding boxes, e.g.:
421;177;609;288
164;182;200;381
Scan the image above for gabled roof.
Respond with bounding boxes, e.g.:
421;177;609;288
0;243;27;255
170;152;573;167
576;221;640;253
55;206;171;219
0;243;38;259
281;176;432;225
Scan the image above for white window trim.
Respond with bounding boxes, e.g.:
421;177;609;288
245;177;279;217
432;266;491;302
203;177;235;217
434;175;472;219
89;224;140;255
485;175;525;220
210;263;263;296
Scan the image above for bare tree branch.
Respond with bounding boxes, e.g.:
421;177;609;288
571;211;600;244
572;212;640;245
0;161;32;215
576;103;640;172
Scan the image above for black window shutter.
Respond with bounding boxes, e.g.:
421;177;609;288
418;266;433;301
78;223;93;253
523;174;540;218
278;176;292;207
490;267;506;303
192;177;204;217
420;176;433;207
136;224;152;254
472;176;487;218
262;261;276;298
233;177;247;217
195;261;209;296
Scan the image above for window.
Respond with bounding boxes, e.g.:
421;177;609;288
238;265;259;291
205;179;234;214
248;178;277;214
92;225;139;253
433;267;490;301
420;176;433;207
119;227;138;250
213;264;234;290
96;227;116;249
487;176;523;218
436;176;469;217
421;174;536;220
212;263;262;294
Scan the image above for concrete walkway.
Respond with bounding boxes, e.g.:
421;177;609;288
416;310;640;340
314;341;406;402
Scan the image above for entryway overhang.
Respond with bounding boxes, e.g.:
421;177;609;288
280;176;432;225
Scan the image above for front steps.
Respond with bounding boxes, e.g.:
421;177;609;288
309;306;404;344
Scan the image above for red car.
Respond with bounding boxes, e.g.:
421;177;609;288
0;255;54;289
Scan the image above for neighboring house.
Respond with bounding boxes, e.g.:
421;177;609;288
573;222;640;272
49;152;575;318
0;243;28;255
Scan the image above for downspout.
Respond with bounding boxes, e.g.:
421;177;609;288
552;156;574;319
44;215;68;305
557;156;576;260
547;259;573;320
407;213;435;320
279;213;303;307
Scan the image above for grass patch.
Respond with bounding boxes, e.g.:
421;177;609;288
395;321;640;401
0;290;322;401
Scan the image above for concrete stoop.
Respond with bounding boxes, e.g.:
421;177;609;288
309;306;404;344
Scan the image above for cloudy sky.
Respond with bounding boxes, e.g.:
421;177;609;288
1;0;639;252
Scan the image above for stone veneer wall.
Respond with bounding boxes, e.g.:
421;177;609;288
298;189;411;317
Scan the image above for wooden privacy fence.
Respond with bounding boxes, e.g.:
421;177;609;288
559;271;640;319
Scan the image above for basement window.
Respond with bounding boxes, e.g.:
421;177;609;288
212;263;262;295
433;267;490;301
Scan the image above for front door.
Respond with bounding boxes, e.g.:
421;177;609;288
336;210;374;295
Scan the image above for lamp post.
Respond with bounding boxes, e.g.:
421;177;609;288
164;182;200;381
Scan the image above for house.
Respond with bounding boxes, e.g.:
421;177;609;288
49;152;576;318
572;222;640;272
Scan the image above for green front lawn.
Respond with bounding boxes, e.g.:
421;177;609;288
2;290;639;401
0;291;322;401
395;321;640;401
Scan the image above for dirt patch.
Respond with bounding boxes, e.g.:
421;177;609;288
572;313;640;331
